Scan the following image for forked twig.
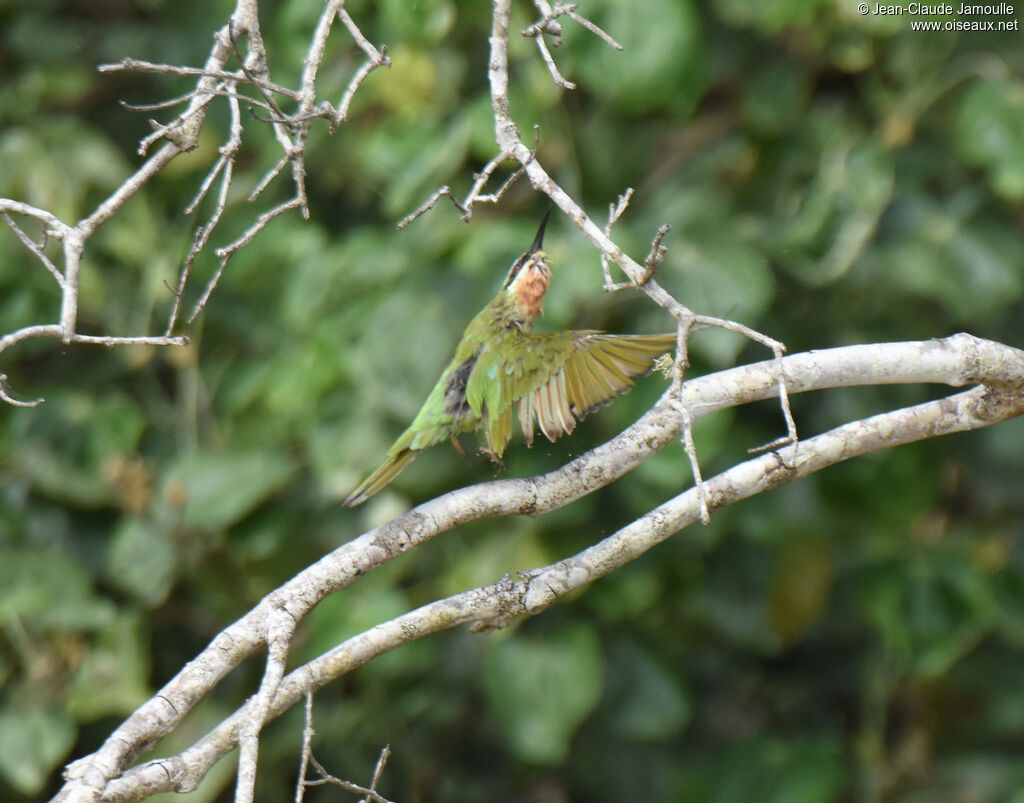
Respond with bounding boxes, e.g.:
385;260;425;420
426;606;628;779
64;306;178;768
522;1;623;88
1;0;387;406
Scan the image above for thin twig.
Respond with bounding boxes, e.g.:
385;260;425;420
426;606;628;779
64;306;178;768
189;196;304;322
248;150;293;202
561;3;623;49
397;186;466;228
522;0;622;89
601;188;633;289
334;6;391;125
0;373;44;407
294;692;315;803
679;404;709;524
532;33;575;89
640;223;670;285
748;343;799;455
1;212;64;286
360;746;392;803
99;57;302;100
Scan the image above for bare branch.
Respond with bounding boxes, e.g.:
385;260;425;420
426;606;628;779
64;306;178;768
334;6;391;126
679;404;709;524
236;608;296;803
2;0;390;401
248;150;292;202
337;5;389;63
0;323;187;407
531;29;575;89
398;149;528;229
641;223;671;285
120;91;201;113
0;372;45;407
294;693;315;803
601;188;634;289
398;186;467;228
98;57;302;101
522;0;623;89
54;334;1024;801
336;48;390;125
364;745;393;803
1;212;63;286
561;3;623;49
80;369;1024;794
188;196;305;322
0;198;71;237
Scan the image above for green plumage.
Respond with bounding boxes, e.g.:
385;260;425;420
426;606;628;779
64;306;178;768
343;215;674;507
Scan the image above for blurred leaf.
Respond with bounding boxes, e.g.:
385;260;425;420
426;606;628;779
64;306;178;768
741;62;812;135
691;543;780;654
16;443;111;509
871;196;1024;321
604;640;692;741
0;705;75;795
772;136;894;285
378;0;457;47
67;611;151;721
106;517;179;606
586;564;663;624
302;571;410;663
162;450;297;531
677;737;847;803
956;78;1024;202
483;622;603;764
671;231;774;364
4;2;1024;800
368;45;440;120
0;546;115;630
569;0;704;115
770;537;834;645
0;119;129;222
85;393;146;464
442;526;551;596
713;0;832;32
859;551;997;678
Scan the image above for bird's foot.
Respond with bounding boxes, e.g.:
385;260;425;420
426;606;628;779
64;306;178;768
478;446;505;469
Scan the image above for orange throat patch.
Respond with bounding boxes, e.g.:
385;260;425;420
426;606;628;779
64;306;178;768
515;265;550;318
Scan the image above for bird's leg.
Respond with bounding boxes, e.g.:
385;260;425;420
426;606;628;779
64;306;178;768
450;436;467;457
478;446;505;469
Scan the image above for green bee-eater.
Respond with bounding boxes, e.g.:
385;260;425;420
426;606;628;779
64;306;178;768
343;211;676;506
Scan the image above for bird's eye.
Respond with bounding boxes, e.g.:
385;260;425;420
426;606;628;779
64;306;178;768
503;255;528;289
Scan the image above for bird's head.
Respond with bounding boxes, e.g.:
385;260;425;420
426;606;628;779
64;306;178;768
502;209;552;319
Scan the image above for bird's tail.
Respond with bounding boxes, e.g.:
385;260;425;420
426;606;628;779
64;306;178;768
343;448;418;507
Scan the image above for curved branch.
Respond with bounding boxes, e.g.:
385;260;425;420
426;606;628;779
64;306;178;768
55;333;1024;801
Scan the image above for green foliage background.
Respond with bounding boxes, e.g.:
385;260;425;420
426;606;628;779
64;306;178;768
2;0;1024;800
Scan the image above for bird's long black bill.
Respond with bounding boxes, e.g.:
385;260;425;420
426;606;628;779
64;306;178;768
529;207;552;254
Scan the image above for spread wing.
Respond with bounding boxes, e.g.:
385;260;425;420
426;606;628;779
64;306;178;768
465;331;675;457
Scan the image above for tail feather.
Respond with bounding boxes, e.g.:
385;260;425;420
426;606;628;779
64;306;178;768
343;448;418;507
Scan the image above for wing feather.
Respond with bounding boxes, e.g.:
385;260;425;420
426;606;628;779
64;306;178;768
488;404;515;455
553;369;575;435
563;358;588;417
572;340;623;409
538;380;558;441
517;394;535;446
468;329;674;454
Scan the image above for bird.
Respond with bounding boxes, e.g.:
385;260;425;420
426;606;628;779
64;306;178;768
343;210;676;507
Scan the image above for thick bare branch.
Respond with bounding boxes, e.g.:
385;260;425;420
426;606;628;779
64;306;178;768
54;334;1024;801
